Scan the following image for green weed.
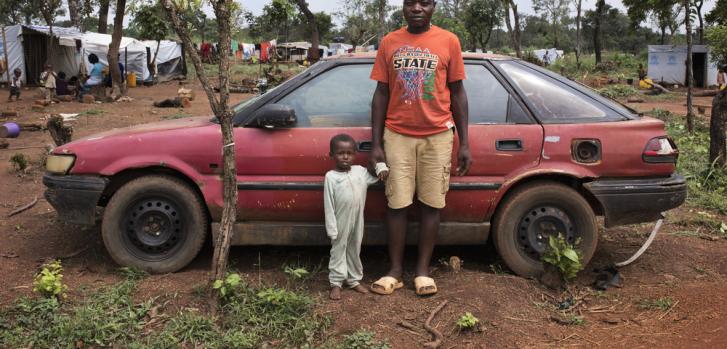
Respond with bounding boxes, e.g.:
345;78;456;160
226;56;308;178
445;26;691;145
283;265;310;280
456;312;480;330
542;234;583;280
339;330;390;349
9;153;28;172
163;110;192;119
638;297;674;311
32;260;67;300
597;84;638;99
81;108;105;116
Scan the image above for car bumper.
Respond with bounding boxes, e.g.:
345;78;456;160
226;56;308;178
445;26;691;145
584;174;687;227
43;173;108;225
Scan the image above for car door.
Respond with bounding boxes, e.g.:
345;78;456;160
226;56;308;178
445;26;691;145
233;63;383;221
453;62;543;222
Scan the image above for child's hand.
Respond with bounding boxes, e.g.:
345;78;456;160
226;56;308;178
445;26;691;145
378;170;389;181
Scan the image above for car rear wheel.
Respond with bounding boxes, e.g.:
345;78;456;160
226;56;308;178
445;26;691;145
102;175;208;273
492;181;598;278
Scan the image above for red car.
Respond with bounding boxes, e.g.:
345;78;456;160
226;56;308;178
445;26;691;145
44;53;686;275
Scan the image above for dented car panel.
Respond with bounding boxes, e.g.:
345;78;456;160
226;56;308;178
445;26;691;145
44;54;686;247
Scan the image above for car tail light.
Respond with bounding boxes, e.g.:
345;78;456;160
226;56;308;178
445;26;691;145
643;137;678;163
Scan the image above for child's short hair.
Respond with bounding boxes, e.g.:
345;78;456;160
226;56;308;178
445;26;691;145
88;53;99;64
13;68;21;75
58;71;66;79
329;134;356;154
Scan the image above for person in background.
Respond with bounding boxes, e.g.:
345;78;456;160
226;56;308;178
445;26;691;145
105;54;125;88
718;67;725;91
39;63;57;101
8;68;22;102
85;53;104;88
55;71;70;96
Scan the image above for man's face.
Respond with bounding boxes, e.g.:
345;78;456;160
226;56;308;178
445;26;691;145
403;0;435;29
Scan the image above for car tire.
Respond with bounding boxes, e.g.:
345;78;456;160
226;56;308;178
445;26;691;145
102;175;208;274
492;181;598;278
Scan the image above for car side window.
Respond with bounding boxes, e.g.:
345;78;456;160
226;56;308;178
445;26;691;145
498;62;611;122
276;64;376;127
463;64;510;124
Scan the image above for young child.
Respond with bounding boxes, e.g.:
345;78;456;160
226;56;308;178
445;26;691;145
39;64;56;101
324;134;388;300
8;68;21;102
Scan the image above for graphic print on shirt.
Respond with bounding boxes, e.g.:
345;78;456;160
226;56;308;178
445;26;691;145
393;46;439;103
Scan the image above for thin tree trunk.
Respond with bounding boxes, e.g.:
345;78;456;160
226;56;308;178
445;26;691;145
575;0;582;67
511;1;522;58
710;91;727;167
594;0;605;64
685;0;694;133
68;0;81;29
696;0;704;44
108;0;126;99
294;0;319;61
149;40;161;81
98;0;110;34
162;0;236;313
660;27;667;45
376;0;386;46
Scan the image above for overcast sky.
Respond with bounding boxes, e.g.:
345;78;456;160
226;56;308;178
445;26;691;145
237;0;716;20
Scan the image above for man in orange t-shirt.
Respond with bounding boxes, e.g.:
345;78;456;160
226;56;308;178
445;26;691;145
369;0;471;296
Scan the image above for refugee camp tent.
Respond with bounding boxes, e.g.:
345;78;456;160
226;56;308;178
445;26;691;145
328;43;353;56
142;40;186;82
647;45;719;88
277;42;311;62
533;48;563;65
0;24;185;85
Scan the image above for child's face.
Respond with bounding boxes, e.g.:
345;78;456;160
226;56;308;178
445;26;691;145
331;141;355;171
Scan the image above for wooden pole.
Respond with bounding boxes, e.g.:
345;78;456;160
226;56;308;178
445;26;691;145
2;27;11;85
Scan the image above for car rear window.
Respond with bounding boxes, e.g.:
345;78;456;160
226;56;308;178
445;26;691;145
463;64;509;124
497;62;626;123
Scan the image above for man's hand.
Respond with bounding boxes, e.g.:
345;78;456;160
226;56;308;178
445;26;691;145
456;144;472;176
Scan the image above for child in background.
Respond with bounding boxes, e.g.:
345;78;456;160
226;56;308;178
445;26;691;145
55;71;70;96
718;68;725;91
39;64;56;101
8;68;21;102
324;134;388;300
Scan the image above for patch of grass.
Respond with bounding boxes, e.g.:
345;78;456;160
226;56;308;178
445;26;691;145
163;110;192;120
566;315;585;326
638;297;674;311
597;84;639;99
338;329;390;349
660;110;727;214
81;108;105;116
1;269;330;349
9;153;29;172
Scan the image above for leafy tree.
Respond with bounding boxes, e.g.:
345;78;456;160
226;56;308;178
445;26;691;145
706;25;727;166
533;0;571;47
290;0;319;61
31;0;64;62
130;3;169;80
706;0;727;25
0;0;38;25
463;0;502;51
623;0;680;45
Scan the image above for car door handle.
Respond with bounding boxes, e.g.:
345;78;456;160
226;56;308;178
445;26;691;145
496;139;523;151
357;140;372;152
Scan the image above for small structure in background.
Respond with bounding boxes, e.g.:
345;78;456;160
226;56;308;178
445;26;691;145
533;48;563;66
648;45;719;88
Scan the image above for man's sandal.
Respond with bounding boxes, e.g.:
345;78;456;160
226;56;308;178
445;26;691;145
370;276;404;295
414;276;438;296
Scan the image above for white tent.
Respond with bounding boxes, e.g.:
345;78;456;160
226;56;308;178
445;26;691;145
648;45;718;88
533;48;563;65
0;24;184;85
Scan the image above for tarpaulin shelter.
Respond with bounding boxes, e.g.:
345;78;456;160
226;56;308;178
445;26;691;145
0;24;185;85
277;42;311;62
648;45;719;88
533;48;563;65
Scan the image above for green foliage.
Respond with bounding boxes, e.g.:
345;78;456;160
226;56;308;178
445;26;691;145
339;330;390;349
456;312;480;330
661;111;727;213
33;260;67;300
213;272;242;298
597;84;639;99
9;153;29;172
129;3;169;41
638;297;674;311
81;108;105;116
462;0;503;50
706;0;727;25
541;234;583;280
284;266;310;280
706;25;727;69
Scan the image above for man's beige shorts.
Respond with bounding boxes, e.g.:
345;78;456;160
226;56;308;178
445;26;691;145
384;128;454;209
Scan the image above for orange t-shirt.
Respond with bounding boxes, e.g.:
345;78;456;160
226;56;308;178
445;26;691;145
371;25;466;137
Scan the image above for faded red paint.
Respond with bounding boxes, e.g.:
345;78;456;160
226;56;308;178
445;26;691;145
54;110;674;224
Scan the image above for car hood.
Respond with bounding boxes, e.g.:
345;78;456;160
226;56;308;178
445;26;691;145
73;116;215;142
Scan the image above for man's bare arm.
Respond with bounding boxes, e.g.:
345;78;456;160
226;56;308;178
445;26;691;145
370;82;389;169
449;80;472;176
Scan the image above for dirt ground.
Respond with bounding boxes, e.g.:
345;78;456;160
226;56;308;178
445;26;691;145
1;82;726;348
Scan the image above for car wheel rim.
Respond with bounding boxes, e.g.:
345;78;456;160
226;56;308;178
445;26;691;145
124;197;185;261
516;206;576;261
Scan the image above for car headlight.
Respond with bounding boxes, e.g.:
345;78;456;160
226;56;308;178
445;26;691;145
46;154;76;174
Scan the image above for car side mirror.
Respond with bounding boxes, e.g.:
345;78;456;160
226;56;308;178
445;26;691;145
249;104;297;128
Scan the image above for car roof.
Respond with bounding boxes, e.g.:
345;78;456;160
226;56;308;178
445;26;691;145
322;52;515;61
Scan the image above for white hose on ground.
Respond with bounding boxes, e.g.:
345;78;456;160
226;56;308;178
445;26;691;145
614;215;665;268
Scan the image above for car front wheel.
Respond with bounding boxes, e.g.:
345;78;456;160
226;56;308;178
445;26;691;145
102;175;208;273
492;181;598;278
